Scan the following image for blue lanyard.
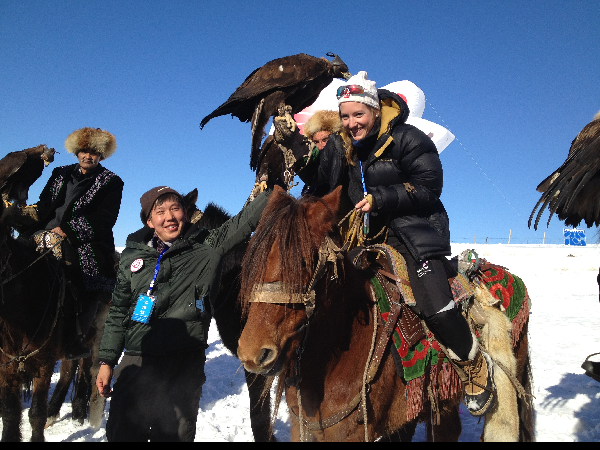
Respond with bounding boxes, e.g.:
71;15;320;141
146;247;168;296
359;160;366;195
359;160;370;235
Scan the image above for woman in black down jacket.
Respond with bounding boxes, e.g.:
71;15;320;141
294;71;495;417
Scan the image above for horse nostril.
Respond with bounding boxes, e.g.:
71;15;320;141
258;347;276;367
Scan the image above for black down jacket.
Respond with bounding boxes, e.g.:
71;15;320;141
299;89;451;261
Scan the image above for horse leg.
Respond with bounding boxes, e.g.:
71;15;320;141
382;421;418;442
88;300;109;430
1;378;23;442
72;358;92;424
425;400;462;442
28;362;54;442
245;371;276;442
46;359;78;427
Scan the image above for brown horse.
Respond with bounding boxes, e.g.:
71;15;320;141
236;186;534;441
0;201;70;442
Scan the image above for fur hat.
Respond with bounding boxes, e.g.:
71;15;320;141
140;186;183;224
64;127;117;160
337;71;379;110
303;110;343;141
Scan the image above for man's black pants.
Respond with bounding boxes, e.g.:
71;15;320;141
106;351;206;442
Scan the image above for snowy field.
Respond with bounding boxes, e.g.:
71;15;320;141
3;243;600;441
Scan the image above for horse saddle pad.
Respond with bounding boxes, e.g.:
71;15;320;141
350;244;476;350
351;245;424;349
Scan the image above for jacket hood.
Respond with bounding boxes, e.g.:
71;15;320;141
376;89;410;138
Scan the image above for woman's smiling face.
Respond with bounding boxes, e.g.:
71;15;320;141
339;102;378;141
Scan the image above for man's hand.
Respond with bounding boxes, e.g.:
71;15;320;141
96;364;114;398
50;227;66;238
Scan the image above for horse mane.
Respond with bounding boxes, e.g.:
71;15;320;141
239;189;337;314
195;202;231;230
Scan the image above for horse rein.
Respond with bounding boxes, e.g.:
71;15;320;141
248;234;345;319
1;236;64;286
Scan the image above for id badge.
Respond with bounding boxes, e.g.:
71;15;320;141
131;294;156;324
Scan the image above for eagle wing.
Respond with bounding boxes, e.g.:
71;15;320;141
200;54;330;127
0;151;28;191
529;118;600;229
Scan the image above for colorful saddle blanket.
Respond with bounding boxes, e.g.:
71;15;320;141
357;245;530;421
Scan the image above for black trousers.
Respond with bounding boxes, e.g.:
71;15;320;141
106;351;206;442
387;235;473;361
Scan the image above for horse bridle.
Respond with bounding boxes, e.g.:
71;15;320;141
248;234;345;319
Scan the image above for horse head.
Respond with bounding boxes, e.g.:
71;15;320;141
237;186;343;375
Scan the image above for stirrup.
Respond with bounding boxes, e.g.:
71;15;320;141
457;351;496;416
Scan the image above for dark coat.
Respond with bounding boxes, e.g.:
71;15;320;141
299;89;451;261
97;190;270;366
31;163;123;292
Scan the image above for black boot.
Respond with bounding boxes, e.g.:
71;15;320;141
65;288;99;361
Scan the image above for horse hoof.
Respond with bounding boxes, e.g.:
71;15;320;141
45;415;59;429
73;417;85;426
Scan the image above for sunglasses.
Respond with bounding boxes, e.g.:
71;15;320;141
336;85;366;99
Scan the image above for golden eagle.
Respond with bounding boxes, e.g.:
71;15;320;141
0;144;56;206
529;111;600;229
200;53;350;170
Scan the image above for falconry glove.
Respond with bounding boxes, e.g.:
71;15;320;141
273;108;316;171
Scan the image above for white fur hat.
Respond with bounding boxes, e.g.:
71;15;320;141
64;127;117;160
337;71;379;110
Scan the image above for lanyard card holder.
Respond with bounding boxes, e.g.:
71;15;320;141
131;294;156;324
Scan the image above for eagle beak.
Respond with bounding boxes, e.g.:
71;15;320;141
341;71;352;80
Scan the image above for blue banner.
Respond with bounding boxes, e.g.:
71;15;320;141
564;228;586;246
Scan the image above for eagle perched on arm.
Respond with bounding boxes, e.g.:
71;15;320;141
529;111;600;230
200;53;351;171
0;144;56;206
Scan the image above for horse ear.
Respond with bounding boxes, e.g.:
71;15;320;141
305;186;342;236
322;186;342;214
183;188;199;207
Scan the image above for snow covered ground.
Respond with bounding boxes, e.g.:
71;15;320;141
3;243;600;441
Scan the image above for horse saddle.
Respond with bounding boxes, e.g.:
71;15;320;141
351;244;425;349
351;245;478;350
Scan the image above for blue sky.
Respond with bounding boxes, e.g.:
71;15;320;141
1;1;599;246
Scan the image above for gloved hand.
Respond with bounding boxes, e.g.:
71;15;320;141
273;105;297;145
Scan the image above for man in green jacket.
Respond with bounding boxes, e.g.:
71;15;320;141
96;185;271;442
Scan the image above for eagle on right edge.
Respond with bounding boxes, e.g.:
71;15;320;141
529;110;600;230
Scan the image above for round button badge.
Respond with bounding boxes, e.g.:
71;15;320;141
130;258;144;273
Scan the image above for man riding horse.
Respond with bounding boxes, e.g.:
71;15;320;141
24;127;123;360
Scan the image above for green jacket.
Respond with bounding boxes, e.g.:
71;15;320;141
98;190;270;366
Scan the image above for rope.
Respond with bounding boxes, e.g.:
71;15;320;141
1;236;64;286
337;208;388;251
361;303;378;442
477;339;535;407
